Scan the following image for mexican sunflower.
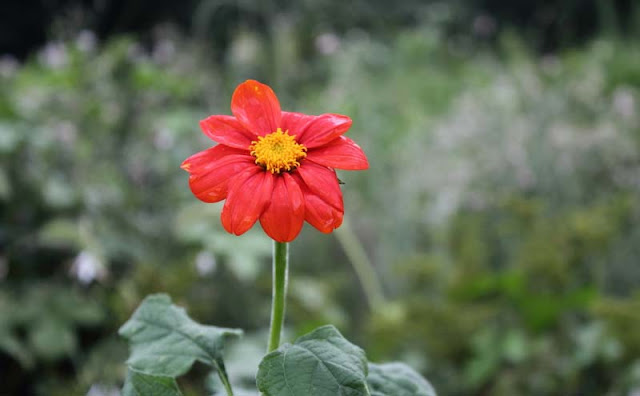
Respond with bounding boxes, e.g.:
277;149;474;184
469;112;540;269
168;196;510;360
181;80;368;242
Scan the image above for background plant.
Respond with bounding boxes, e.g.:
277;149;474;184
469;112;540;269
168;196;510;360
1;2;640;395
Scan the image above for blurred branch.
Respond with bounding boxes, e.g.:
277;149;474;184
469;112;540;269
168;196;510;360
335;218;385;310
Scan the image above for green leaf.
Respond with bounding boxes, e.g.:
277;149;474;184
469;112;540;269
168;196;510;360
122;368;183;396
118;294;242;378
256;325;370;396
367;363;436;396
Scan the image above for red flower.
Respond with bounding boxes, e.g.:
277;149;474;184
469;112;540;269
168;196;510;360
181;80;368;242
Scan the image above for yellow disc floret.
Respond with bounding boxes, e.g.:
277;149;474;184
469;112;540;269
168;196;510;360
249;128;307;173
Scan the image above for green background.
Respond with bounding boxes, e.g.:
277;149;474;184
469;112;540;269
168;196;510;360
1;1;639;395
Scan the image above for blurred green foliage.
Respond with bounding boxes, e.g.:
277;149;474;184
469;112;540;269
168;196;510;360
1;13;640;396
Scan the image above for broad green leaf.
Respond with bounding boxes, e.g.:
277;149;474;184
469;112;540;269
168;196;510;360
256;325;370;396
122;368;183;396
118;294;242;378
367;363;436;396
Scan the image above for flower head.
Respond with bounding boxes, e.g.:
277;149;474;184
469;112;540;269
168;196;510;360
181;80;368;242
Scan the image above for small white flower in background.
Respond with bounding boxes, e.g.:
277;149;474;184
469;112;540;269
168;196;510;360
70;251;107;285
0;55;19;78
152;39;176;64
76;30;97;53
613;88;635;120
195;251;217;276
39;42;68;69
315;33;341;55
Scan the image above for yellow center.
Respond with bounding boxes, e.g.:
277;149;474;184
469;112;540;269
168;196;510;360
249;128;307;174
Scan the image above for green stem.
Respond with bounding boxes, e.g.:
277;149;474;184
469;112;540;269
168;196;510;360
213;359;234;396
267;241;289;352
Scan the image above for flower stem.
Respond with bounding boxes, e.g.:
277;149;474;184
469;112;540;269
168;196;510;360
267;241;289;353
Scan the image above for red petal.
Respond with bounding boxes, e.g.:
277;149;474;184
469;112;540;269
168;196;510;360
295;162;343;211
280;111;315;139
259;173;305;242
182;145;255;203
231;80;281;136
221;168;274;235
297;113;352;149
188;159;255;203
306;136;369;170
181;144;248;174
299;182;344;233
199;115;255;149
